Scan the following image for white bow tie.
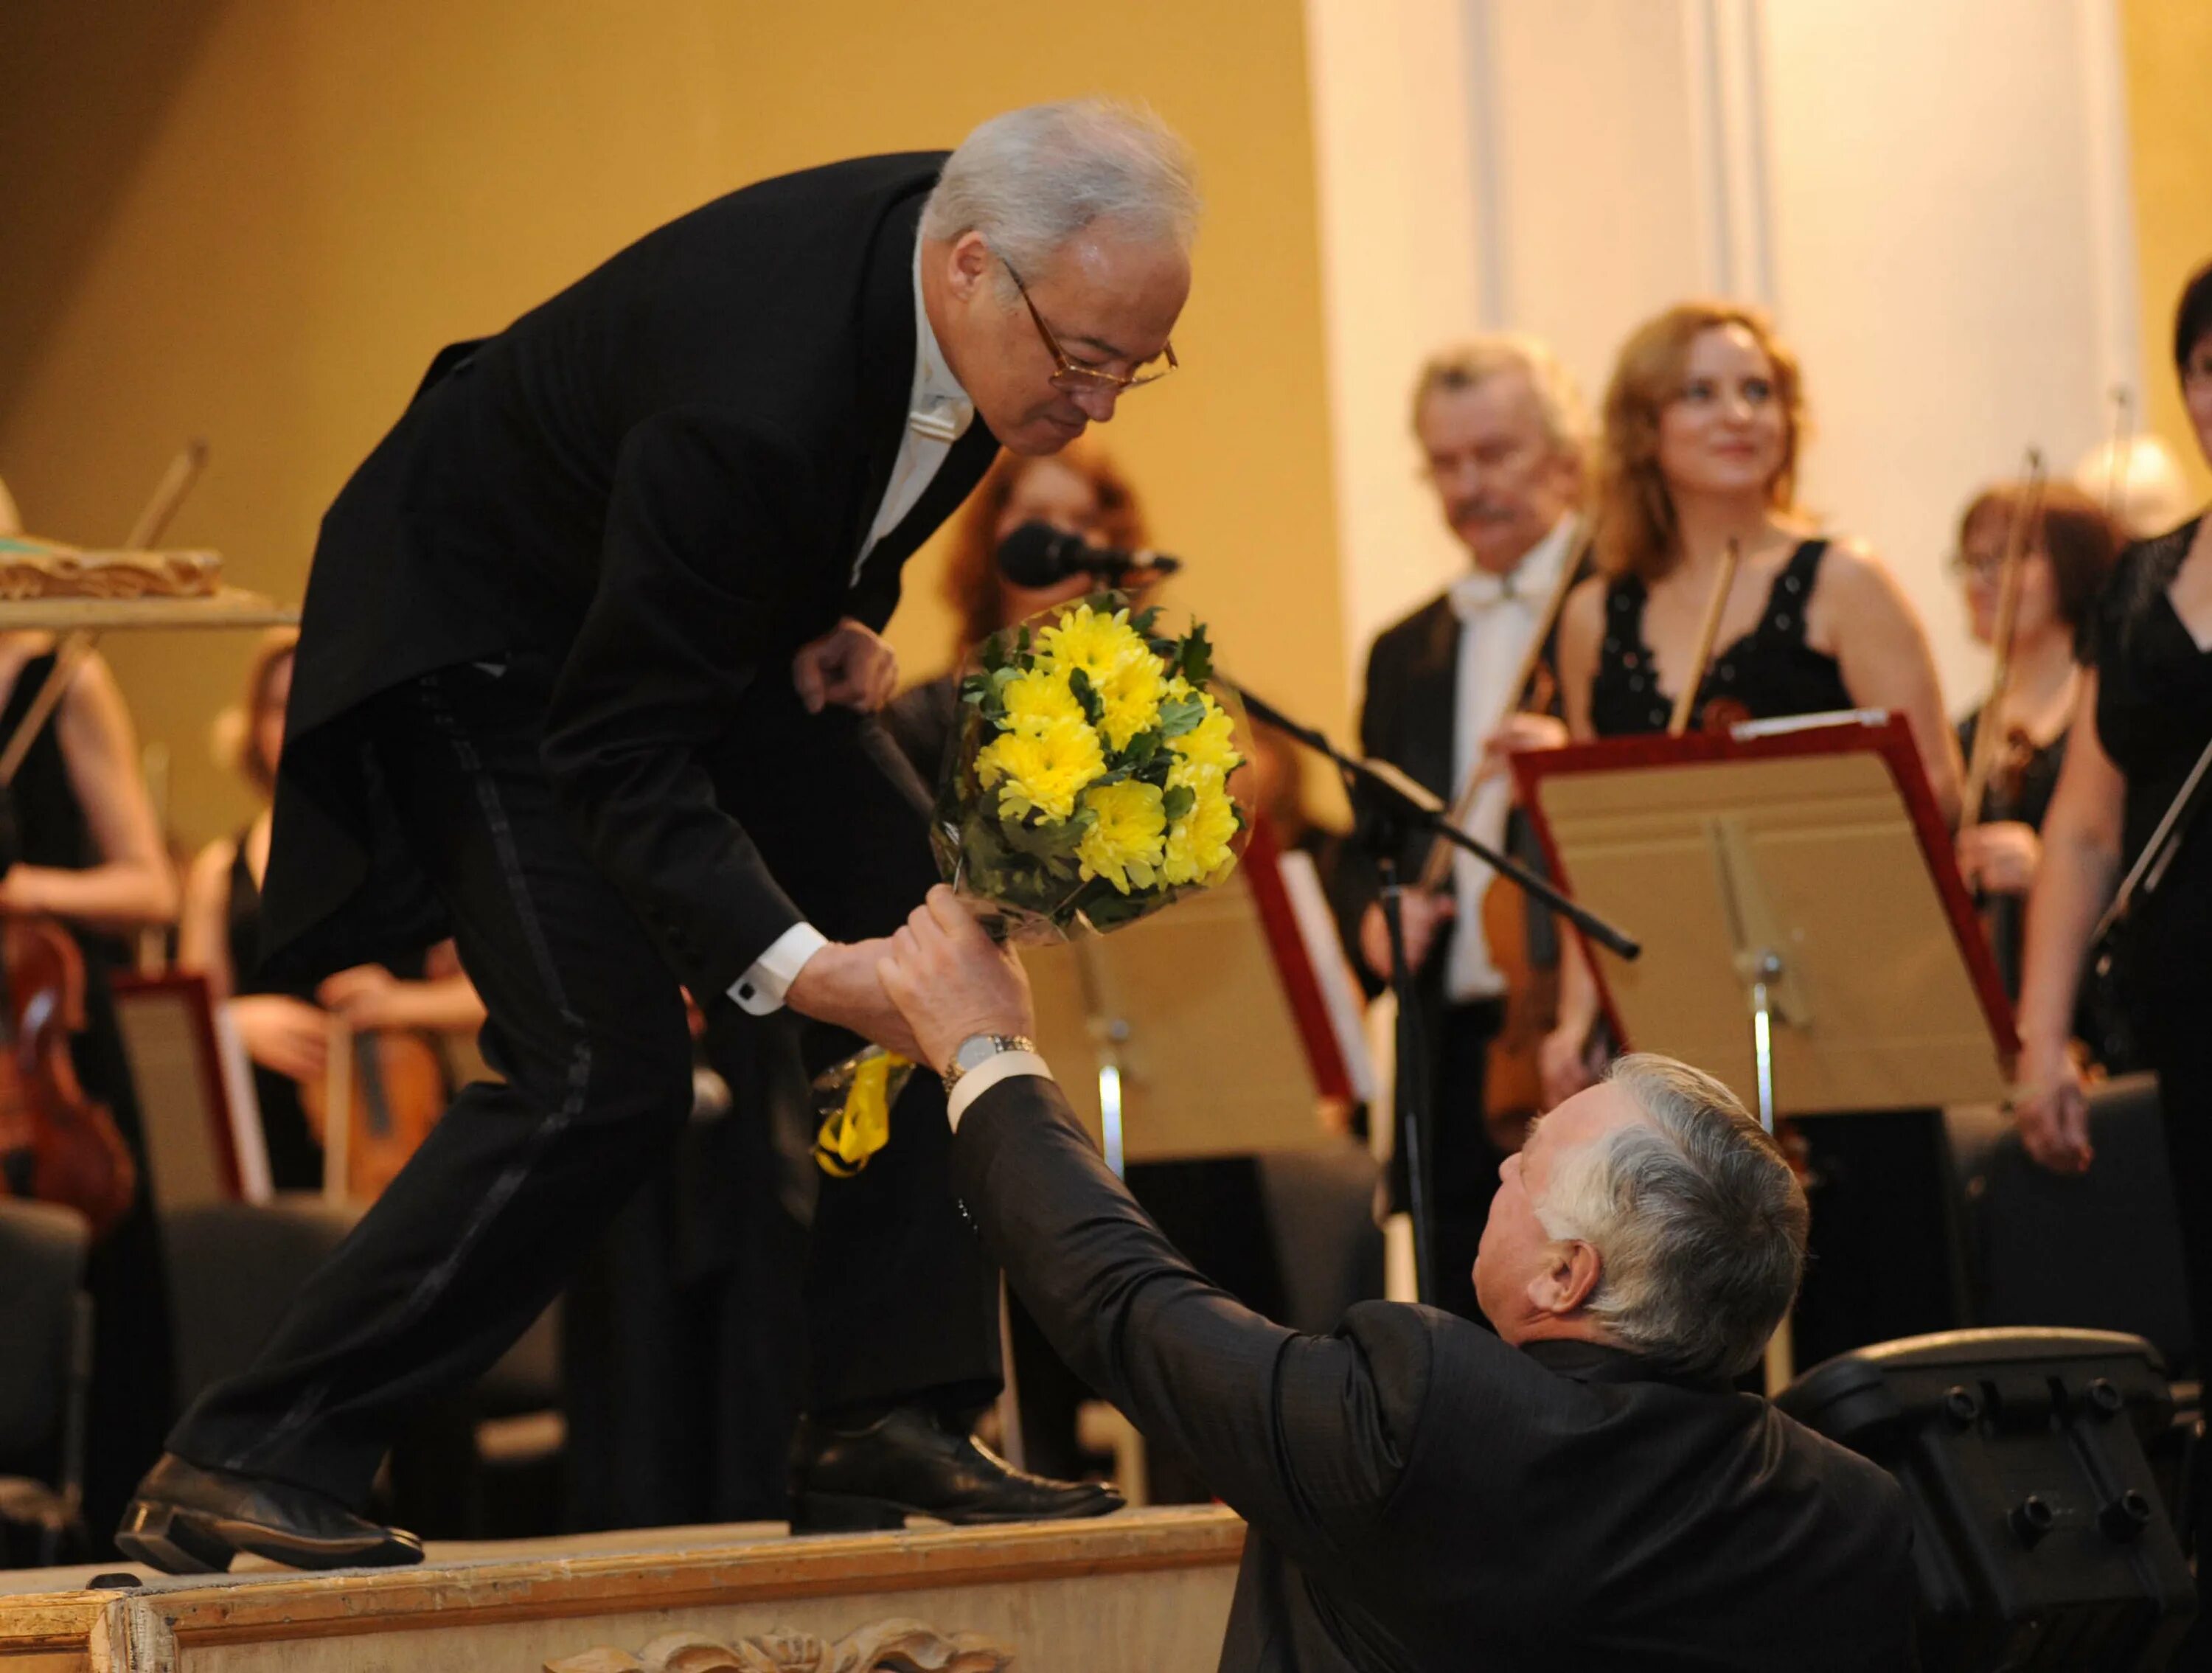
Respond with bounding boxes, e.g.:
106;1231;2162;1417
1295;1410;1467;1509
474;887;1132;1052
909;393;973;442
1448;567;1524;619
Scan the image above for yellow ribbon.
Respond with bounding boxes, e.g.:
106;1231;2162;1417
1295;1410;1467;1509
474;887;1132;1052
813;1051;913;1176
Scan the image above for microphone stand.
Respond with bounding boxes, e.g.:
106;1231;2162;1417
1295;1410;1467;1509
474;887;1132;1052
1231;686;1641;1304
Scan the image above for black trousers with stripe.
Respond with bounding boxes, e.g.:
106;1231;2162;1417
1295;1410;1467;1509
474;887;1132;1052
168;659;999;1505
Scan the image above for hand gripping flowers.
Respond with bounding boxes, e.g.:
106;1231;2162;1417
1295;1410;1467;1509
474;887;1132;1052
812;593;1251;1177
945;594;1250;936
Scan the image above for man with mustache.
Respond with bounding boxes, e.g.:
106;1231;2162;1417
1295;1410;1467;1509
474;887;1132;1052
1354;338;1588;1322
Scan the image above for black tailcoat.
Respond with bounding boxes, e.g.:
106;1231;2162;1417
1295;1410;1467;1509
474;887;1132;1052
268;151;998;990
954;1074;1917;1671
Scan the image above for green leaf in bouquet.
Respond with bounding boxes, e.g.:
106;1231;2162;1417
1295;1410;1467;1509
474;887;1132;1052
1161;784;1196;823
1074;877;1166;932
998;809;1088;864
1175;625;1216;686
1066;666;1106;726
1155;692;1206;740
1119;729;1164;768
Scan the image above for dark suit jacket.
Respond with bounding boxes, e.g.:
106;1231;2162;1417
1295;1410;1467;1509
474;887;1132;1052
263;152;1000;989
1354;588;1576;1002
953;1074;1916;1671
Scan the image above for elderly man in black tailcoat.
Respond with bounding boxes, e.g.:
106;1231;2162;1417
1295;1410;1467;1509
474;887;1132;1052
872;886;1916;1672
119;98;1195;1571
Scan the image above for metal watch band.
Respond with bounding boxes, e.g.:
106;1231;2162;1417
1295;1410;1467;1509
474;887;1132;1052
941;1032;1037;1093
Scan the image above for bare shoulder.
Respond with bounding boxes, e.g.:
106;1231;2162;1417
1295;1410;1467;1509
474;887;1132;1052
1813;535;1905;599
1559;574;1608;644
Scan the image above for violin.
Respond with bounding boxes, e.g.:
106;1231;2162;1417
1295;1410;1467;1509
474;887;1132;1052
301;1013;448;1202
0;914;136;1238
1416;529;1591;1152
0;440;211;1236
1959;453;2047;835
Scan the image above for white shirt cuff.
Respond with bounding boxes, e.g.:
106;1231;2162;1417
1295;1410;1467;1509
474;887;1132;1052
727;922;829;1016
946;1050;1054;1131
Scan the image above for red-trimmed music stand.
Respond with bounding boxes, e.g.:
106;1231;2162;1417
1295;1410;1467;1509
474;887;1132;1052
1020;816;1356;1170
1512;712;2017;1385
111;973;269;1210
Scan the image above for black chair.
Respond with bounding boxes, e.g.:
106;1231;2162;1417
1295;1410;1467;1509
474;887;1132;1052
1950;1074;2193;1373
159;1193;563;1537
1781;1327;2197;1671
0;1198;94;1565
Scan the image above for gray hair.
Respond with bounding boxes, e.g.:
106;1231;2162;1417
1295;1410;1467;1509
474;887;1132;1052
1411;334;1593;462
922;99;1200;289
1534;1054;1808;1380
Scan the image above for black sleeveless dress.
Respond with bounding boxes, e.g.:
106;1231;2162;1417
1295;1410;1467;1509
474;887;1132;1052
2090;516;2212;1373
1586;539;1960;1365
1952;712;2138;1074
1592;538;1851;732
0;652;175;1551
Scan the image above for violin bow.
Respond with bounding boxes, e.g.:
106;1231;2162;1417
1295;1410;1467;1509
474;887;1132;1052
0;440;210;789
1416;518;1593;893
1667;536;1743;737
2101;386;2135;529
1958;450;2046;834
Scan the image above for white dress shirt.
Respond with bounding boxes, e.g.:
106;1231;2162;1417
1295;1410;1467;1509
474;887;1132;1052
728;241;976;1017
1441;512;1577;1005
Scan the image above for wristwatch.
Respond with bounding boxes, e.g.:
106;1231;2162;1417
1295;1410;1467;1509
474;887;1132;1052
942;1032;1036;1093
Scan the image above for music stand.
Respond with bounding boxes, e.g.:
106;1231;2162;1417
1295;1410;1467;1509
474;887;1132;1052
1019;818;1357;1171
1513;712;2016;1385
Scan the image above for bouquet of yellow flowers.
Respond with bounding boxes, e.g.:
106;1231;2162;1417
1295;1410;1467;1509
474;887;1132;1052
934;592;1251;940
810;593;1251;1177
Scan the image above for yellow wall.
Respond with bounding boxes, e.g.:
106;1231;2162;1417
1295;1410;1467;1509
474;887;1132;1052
0;0;1341;849
2121;0;2212;506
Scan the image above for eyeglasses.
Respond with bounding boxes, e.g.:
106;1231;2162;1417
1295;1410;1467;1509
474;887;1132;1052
999;254;1178;394
1948;549;2042;582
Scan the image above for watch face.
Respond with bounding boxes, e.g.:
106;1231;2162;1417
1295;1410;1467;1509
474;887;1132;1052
954;1034;998;1074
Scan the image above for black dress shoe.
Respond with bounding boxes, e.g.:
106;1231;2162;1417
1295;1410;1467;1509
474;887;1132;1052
789;1405;1124;1534
114;1454;425;1575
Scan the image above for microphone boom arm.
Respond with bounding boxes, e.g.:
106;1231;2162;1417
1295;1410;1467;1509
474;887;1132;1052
1231;684;1641;961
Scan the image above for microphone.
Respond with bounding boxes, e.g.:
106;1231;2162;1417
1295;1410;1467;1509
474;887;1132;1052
996;521;1183;588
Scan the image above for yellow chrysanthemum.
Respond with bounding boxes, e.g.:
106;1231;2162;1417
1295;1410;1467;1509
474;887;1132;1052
1169;695;1242;779
999;666;1086;735
1076;779;1167;894
1035;603;1154;686
1164;778;1242;886
976;717;1105;824
1096;653;1166;751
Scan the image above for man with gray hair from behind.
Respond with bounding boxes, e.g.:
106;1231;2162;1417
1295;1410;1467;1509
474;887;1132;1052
123;100;1194;1572
874;889;1919;1668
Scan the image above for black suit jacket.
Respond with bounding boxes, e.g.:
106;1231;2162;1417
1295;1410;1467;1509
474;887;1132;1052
953;1074;1916;1671
263;153;1000;989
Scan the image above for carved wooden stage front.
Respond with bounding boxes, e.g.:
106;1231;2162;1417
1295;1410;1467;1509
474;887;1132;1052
0;1507;1244;1672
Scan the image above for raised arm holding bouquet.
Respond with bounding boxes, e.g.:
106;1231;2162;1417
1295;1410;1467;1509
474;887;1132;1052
813;591;1251;1171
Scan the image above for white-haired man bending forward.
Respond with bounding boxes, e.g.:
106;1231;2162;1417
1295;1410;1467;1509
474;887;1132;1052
123;101;1194;1572
880;886;1916;1672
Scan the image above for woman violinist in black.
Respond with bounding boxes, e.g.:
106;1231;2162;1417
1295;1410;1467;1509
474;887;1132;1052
0;536;181;1548
2016;260;2212;1370
1949;481;2128;1065
1545;301;1964;1366
177;630;482;1192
